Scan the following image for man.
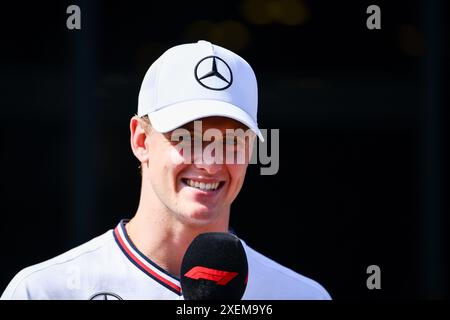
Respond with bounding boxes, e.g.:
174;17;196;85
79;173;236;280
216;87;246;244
1;40;331;300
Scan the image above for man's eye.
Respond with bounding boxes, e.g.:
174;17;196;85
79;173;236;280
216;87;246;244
224;137;238;145
225;139;236;145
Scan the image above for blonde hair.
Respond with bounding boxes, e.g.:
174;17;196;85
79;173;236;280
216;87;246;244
137;114;152;131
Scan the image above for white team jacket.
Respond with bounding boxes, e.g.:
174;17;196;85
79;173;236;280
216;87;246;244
1;220;331;300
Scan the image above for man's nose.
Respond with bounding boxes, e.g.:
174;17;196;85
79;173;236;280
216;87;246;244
193;161;222;175
192;149;223;175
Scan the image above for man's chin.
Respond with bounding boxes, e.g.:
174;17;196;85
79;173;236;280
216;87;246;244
179;205;221;226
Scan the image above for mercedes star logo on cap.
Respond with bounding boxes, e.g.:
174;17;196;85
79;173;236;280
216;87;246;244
194;56;233;90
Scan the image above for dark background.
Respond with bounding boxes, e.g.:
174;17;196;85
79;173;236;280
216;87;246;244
0;0;447;299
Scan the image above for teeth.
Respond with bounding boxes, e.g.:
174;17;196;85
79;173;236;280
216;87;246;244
185;179;220;191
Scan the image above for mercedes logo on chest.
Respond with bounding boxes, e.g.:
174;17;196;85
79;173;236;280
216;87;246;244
194;56;233;90
89;292;123;300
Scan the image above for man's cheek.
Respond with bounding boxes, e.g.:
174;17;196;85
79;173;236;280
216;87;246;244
228;165;248;183
169;147;189;165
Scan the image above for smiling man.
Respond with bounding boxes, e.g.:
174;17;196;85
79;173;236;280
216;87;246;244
1;40;331;300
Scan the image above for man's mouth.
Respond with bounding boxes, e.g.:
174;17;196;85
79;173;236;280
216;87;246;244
181;178;224;191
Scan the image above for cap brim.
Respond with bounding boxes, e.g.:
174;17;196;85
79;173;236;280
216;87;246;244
147;100;264;141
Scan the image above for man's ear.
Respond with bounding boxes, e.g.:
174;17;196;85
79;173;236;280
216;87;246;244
130;116;150;163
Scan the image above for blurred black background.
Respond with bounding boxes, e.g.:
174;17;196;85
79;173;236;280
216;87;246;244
0;0;447;299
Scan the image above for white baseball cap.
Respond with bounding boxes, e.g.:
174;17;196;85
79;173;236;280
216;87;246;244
137;40;264;141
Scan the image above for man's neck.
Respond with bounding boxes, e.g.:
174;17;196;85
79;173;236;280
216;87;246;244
125;207;229;277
